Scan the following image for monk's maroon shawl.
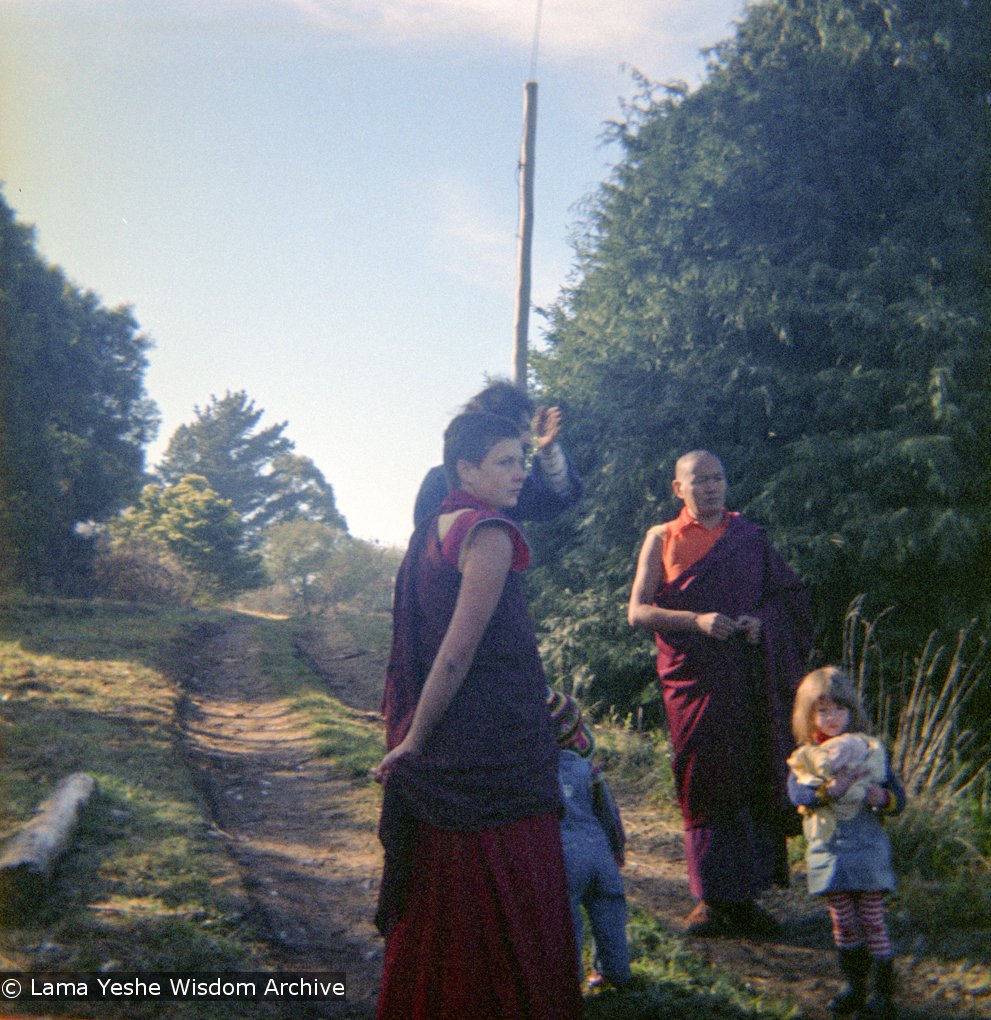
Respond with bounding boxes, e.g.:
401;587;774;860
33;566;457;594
654;514;812;830
376;490;560;935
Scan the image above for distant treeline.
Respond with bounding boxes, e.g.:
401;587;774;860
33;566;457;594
0;198;365;605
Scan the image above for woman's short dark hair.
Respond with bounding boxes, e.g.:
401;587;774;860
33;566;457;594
462;379;533;424
443;412;521;489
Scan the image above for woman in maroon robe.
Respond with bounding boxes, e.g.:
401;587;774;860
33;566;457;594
629;451;812;938
374;411;582;1020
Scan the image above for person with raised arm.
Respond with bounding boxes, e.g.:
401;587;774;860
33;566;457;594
413;378;583;526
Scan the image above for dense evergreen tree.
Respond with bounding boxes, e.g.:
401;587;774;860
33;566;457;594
531;0;990;708
264;452;350;532
156;391;347;544
110;475;264;595
0;193;159;590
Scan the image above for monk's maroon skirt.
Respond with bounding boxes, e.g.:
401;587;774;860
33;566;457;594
376;812;582;1020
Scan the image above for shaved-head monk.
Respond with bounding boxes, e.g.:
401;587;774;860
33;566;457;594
628;451;812;938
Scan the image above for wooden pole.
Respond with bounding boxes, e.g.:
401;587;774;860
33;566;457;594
512;81;538;391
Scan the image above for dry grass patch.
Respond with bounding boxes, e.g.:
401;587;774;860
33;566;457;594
0;597;279;1018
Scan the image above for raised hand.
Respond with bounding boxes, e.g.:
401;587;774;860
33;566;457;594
531;405;562;450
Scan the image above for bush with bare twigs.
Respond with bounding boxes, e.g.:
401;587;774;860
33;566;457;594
842;598;991;938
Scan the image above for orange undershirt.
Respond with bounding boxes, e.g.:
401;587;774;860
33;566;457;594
662;506;731;583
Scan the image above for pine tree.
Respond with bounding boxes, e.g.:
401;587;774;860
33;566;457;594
111;475;264;595
157;391;346;544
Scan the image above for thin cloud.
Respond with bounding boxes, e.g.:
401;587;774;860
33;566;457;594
431;176;515;291
2;1;740;82
271;0;740;69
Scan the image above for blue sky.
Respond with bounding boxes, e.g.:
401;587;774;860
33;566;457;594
1;0;745;547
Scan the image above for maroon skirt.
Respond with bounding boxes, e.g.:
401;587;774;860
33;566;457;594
376;812;582;1020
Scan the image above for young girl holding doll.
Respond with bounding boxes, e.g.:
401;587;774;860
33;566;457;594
788;667;905;1020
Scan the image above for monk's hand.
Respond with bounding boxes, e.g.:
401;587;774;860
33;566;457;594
736;614;762;644
531;405;562;450
694;612;739;641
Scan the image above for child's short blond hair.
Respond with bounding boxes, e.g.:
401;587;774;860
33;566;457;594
792;666;869;745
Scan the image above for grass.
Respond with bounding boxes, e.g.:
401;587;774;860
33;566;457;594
0;596;328;1018
296;696;384;780
4;592;989;1018
592;709;678;811
334;610;391;658
579;906;803;1020
247;613;384;780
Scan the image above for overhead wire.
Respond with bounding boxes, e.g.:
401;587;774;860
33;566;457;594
528;0;544;82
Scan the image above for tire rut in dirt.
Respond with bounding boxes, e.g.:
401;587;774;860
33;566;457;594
177;617;382;1014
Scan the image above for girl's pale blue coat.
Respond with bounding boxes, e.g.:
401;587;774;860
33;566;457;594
787;747;905;896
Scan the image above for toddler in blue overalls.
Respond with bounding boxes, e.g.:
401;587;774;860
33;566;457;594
547;689;632;991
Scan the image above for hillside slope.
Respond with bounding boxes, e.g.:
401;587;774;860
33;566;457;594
1;599;987;1019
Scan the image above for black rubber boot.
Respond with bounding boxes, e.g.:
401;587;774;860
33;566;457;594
829;946;872;1015
865;957;897;1020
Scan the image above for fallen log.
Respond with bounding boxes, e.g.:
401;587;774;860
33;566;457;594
0;772;97;917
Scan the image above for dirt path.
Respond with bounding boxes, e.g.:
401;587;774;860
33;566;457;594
178;615;987;1020
179;616;384;1017
619;797;841;1014
610;770;986;1020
